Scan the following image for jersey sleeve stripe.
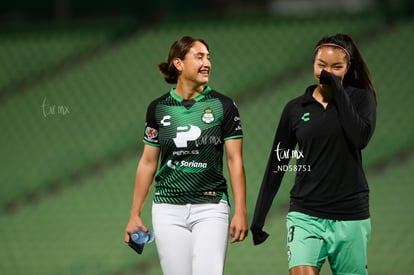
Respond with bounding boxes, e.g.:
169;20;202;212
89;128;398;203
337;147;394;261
224;135;243;141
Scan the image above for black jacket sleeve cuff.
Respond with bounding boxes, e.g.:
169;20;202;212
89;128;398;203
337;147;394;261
319;69;342;91
251;228;270;245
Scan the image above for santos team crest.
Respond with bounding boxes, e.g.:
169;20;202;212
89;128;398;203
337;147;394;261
202;108;214;124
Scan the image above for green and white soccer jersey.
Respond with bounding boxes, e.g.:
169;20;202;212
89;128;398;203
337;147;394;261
143;86;243;204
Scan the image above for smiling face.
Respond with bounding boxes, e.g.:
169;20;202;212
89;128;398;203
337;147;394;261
314;46;349;89
174;41;211;87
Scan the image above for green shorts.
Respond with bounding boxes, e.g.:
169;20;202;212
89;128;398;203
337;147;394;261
286;211;371;274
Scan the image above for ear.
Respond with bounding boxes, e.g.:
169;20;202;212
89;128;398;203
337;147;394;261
173;58;183;72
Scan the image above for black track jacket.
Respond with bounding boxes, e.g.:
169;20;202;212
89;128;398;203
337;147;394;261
251;70;377;245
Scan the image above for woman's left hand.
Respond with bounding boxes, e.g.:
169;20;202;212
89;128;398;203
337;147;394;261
229;213;249;243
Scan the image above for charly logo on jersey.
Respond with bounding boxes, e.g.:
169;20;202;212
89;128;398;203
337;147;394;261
201;108;214;124
160;115;171;126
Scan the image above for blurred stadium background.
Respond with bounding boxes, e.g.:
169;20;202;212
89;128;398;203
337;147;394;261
0;0;413;274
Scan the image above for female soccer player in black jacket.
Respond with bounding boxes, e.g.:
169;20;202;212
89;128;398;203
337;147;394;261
251;33;376;275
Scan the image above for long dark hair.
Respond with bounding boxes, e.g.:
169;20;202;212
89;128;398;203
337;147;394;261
314;33;376;100
158;36;209;84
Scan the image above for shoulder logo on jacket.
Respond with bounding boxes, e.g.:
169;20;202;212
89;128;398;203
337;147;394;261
301;112;310;122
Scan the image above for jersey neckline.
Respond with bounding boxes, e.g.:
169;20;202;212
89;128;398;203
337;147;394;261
169;86;212;103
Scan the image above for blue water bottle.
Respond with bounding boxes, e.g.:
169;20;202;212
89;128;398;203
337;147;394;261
131;229;155;244
128;229;154;254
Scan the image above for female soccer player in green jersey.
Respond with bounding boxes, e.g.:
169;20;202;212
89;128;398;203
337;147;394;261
251;33;376;275
124;36;248;275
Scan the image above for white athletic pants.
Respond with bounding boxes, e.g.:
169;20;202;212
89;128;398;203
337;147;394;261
152;201;230;275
